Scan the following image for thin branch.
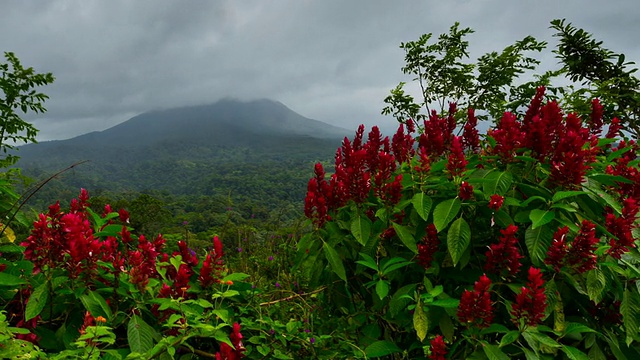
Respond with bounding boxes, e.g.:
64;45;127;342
259;286;327;306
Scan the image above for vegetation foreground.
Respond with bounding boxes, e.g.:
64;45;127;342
1;19;640;359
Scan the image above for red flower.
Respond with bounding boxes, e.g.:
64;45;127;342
488;194;504;211
511;267;547;327
489;112;524;161
545;226;570;272
589;98;604;135
462;108;480;153
457;274;494;328
458;181;474;200
428;335;447;360
417;224;439;269
446;136;468;178
606;197;639;258
485;225;523;277
217;322;245;359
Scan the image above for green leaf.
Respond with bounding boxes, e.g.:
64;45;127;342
428;298;460;308
364;340;401;358
433;198;461;233
483;170;513;195
389;284;416;317
221;273;250;282
413;297;428;342
447;217;470;266
80;290;113;320
586;268;606;304
482;343;510;360
375;280;390;300
525;225;553;266
412;192;433;221
564;323;596;336
322;241;346;282
551;191;586;202
25;282;49;321
0;272;26;286
381;257;413;275
561;346;589;360
621;288;639;346
351;213;372;246
529;209;555;229
356;253;379;272
499;331;520;347
128;315;156;353
392;222;418;254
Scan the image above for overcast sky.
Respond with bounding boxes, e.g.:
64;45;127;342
1;1;639;141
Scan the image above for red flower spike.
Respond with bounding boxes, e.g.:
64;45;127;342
606;118;622;139
417;224;439;269
428;335;447;360
488;194;504;212
607;197;639;258
462;108;480;153
457;274;494;329
545;226;570;272
459;181;474;200
511;267;547;327
489;112;524;161
485;225;523;277
446;136;468;178
589;98;604;135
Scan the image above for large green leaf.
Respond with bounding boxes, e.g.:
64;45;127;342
375;280;390;300
621;288;639;346
433;198;461;232
0;272;26;286
551;191;587;202
586;268;606;304
529;209;555;229
128;315;156;354
80;290;113;320
525;225;553;266
482;342;510;360
412;192;433;221
350;213;372;246
25;282;49;321
413;297;428;342
364;340;401;358
483;170;513;195
447;217;470;266
560;346;589;360
392;222;418;254
322;241;347;282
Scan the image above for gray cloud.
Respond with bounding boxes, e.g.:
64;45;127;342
1;0;638;140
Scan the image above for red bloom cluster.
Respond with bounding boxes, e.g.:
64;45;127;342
606;197;639;259
484;225;523;277
457;274;494;329
462;108;480;153
216;322;245;360
21;189;102;280
488;194;504;212
488;112;524;162
417;224;439;269
511;267;547;327
428;335;447;360
446;136;468;178
305;123;417;226
545;221;599;273
606;140;640;201
589;98;604;135
458;181;474;200
199;236;225;287
418;104;457;158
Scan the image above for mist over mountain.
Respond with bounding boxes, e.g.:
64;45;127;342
16;99;349;207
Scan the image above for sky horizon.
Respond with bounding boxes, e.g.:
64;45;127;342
2;1;639;141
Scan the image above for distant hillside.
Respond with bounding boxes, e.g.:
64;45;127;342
16;99;347;209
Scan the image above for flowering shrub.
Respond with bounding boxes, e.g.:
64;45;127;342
0;189;249;359
299;89;640;358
